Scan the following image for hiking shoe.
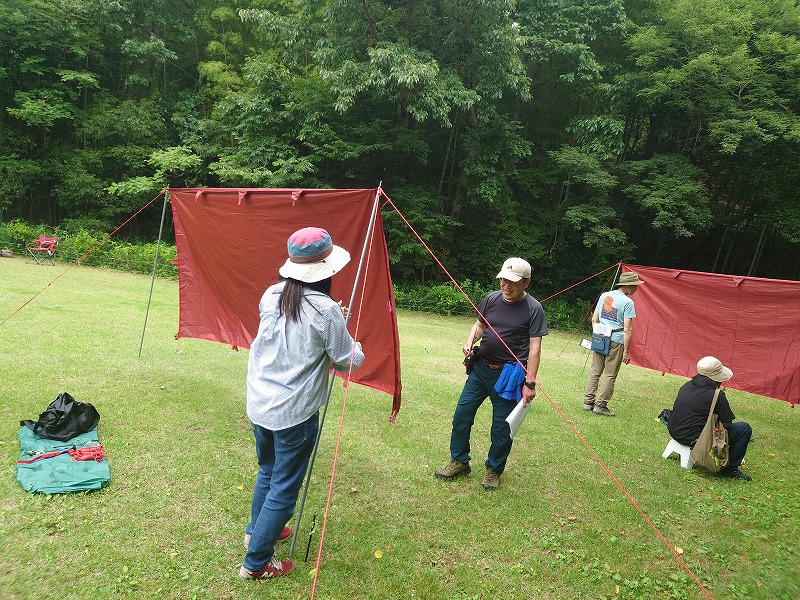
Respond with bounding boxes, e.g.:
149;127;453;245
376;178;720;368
722;469;752;481
239;556;294;579
434;460;471;479
593;404;616;417
244;526;292;549
481;467;500;491
583;401;594;411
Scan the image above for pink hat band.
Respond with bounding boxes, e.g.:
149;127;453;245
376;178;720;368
279;227;351;283
286;227;334;263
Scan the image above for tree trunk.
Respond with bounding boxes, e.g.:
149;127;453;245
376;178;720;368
711;225;729;273
747;224;766;277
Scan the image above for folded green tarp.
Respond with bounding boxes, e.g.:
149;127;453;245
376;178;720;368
15;427;110;494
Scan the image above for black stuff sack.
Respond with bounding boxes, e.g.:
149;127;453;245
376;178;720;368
20;393;100;441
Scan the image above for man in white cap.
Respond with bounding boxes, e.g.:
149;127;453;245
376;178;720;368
583;270;644;416
435;257;548;491
667;356;753;480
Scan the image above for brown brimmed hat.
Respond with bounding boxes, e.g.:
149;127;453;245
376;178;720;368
617;271;645;286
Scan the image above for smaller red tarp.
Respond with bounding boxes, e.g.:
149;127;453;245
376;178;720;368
169;188;401;415
625;264;799;406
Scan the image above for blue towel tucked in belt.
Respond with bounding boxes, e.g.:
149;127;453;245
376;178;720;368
494;362;525;402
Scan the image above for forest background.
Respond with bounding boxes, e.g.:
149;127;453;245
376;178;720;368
1;0;799;311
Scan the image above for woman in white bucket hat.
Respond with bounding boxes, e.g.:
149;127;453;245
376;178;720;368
241;227;365;579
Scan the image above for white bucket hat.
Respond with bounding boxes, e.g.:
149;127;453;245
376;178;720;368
697;356;733;382
278;227;350;283
495;257;531;282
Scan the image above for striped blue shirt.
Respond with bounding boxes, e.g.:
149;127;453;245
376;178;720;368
247;281;364;430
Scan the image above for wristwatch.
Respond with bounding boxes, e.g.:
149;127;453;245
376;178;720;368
523;380;536;389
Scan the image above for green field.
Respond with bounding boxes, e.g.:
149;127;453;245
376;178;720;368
1;256;797;599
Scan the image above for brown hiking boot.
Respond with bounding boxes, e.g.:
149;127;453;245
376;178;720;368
481;467;500;491
593;403;616;416
434;460;471;479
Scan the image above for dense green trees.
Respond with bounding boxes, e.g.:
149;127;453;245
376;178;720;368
1;0;798;289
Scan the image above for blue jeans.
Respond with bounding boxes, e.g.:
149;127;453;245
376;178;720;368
450;360;516;474
722;421;752;471
243;412;318;571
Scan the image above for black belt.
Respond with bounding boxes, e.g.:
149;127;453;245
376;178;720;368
480;357;527;370
480;357;504;369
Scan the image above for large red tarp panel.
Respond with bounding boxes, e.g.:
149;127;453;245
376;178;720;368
624;264;799;406
169;188;401;415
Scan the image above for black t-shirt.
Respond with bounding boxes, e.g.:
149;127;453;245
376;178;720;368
476;291;548;363
667;375;736;446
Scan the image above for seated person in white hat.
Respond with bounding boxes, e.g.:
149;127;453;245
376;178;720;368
667;356;753;481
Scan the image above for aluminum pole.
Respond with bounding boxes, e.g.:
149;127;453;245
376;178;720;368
289;186;382;558
138;190;169;357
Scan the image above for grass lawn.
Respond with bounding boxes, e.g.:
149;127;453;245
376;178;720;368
0;256;797;600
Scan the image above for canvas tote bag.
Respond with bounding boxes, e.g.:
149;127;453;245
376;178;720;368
690;388;730;473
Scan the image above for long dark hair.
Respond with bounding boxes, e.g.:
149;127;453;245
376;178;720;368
278;277;333;322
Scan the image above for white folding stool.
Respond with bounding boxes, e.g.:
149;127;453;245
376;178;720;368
662;438;694;469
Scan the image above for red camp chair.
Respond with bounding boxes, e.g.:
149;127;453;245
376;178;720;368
26;236;58;265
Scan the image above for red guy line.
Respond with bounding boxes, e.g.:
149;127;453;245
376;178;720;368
310;195;378;598
381;192;715;600
1;189;167;329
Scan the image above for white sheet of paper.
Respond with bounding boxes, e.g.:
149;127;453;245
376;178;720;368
593;322;612;336
580;338;592;350
505;401;532;439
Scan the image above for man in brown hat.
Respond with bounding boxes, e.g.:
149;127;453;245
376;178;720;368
583;271;644;416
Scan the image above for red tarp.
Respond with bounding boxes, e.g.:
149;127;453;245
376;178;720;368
624;264;799;405
169;188;401;415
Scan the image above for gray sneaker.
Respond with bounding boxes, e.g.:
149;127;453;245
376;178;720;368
481;467;500;490
434;460;471;479
583;401;594;411
593;404;616;416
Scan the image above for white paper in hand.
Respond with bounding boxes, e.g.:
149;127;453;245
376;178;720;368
505;401;532;440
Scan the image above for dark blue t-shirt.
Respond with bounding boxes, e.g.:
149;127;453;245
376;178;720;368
476;291;548;363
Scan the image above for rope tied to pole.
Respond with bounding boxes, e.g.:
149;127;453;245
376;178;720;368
379;192;715;600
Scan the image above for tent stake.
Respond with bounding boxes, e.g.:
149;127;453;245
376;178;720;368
289;186;383;559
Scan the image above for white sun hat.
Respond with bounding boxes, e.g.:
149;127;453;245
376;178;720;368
697;356;733;383
278;227;350;283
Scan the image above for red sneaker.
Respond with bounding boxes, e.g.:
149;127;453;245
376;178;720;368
243;526;292;549
239;556;295;579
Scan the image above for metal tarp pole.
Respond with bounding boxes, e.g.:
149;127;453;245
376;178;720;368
289;186;382;558
138;189;169;358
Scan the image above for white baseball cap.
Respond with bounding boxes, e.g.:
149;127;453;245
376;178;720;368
495;257;531;282
697;356;733;382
